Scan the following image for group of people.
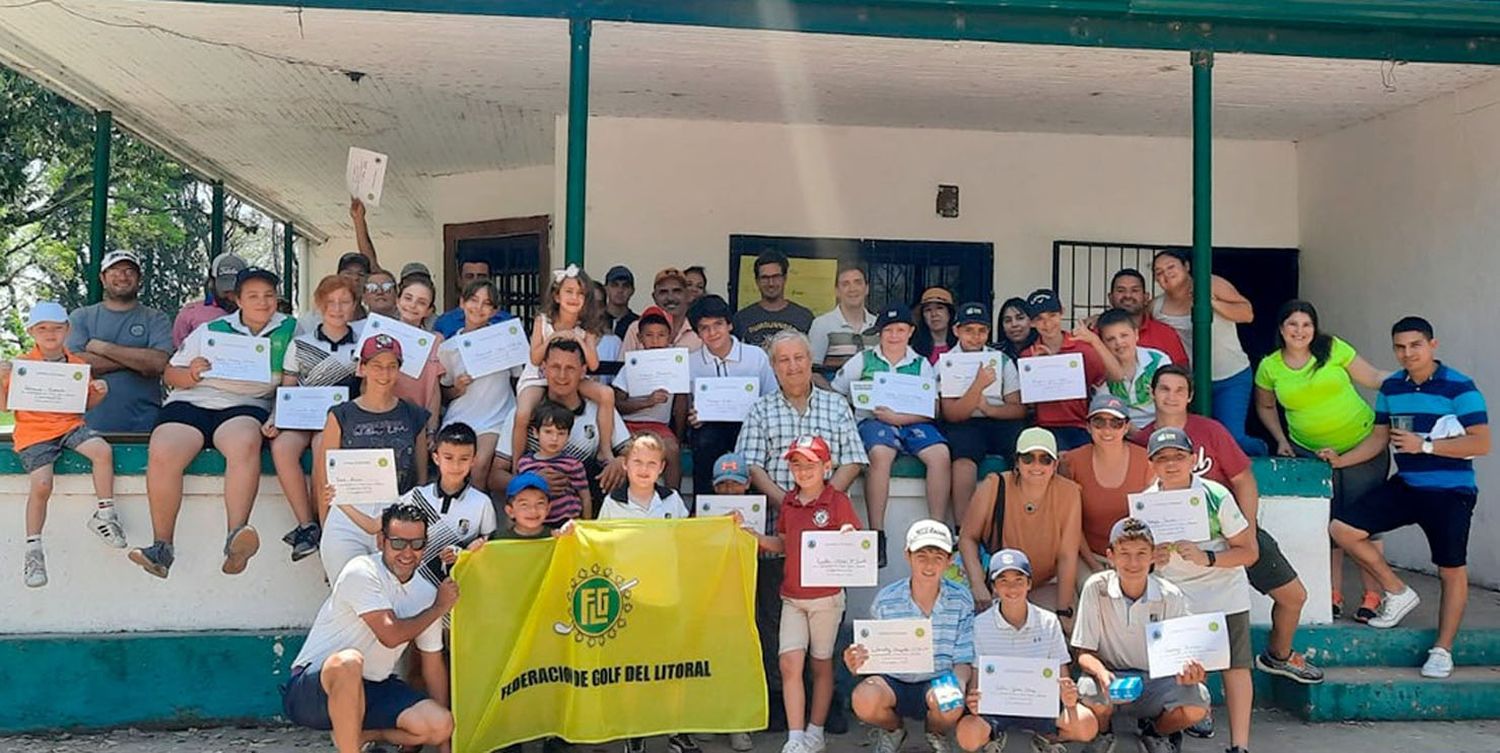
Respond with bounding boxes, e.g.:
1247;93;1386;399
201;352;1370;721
5;204;1488;753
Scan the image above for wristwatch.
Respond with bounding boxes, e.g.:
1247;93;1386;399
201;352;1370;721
1206;550;1218;567
1422;439;1435;455
1055;607;1075;618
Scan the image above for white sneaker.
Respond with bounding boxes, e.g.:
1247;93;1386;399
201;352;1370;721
925;732;951;753
780;738;807;753
874;727;907;753
89;509;128;549
1368;587;1420;628
804;731;826;753
1421;647;1455;679
23;548;47;588
730;733;754;752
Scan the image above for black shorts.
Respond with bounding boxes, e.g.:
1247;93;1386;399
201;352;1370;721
944;419;1023;463
280;664;427;731
158;401;270;443
1245;527;1299;594
1338;477;1478;568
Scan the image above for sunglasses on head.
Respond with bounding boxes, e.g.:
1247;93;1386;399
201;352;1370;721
1089;416;1128;429
386;536;427;551
1018;452;1055;466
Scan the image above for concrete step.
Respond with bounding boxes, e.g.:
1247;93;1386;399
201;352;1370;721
1259;624;1500;668
1270;665;1500;722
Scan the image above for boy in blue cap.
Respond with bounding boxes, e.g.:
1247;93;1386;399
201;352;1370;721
492;471;555;540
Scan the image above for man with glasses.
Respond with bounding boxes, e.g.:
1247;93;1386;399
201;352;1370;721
735;251;813;350
281;503;457;753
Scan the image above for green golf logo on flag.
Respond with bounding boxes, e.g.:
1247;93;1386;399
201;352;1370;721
558;566;637;645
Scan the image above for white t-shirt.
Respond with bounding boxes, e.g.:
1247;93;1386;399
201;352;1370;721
437;325;522;435
496;396;631;462
973;602;1071;661
292;554;445;681
1148;477;1252;615
597;486;690;520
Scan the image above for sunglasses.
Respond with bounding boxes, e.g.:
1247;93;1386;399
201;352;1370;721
386;536;428;551
1018;452;1055;466
1089;416;1128;430
365;281;397;293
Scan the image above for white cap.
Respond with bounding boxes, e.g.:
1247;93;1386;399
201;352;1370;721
905;519;954;554
100;250;141;273
25;301;68;329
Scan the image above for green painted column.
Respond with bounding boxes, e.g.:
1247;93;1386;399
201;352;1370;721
564;16;592;268
282;222;295;303
210;181;225;261
87;110;112;305
1191;50;1214;415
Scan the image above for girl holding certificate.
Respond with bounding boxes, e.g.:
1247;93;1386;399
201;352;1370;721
438;280;518;491
392;275;445;439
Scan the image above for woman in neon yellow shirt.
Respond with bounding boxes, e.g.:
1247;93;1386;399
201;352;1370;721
1253;300;1389;621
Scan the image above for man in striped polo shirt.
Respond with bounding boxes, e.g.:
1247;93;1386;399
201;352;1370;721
1331;316;1490;679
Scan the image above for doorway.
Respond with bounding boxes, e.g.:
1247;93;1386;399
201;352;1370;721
442;216;550;324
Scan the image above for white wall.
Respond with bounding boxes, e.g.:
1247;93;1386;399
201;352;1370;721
567;117;1299;310
1299;75;1500;588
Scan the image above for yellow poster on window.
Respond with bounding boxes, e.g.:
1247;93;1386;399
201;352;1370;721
736;256;838;314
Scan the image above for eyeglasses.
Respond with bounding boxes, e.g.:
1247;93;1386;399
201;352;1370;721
757;273;785;282
386;536;428;550
1018;453;1055;466
365;281;397;293
1089;416;1128;430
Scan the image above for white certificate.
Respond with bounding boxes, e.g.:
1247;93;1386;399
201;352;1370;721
6;360;90;413
451;320;530;379
848;380;875;411
275;386;348;430
800;530;878;587
358;313;437;379
1128;489;1212;543
693;377;760;423
1018;354;1087;403
622;347;691;396
977;656;1061;719
1147;611;1231;679
202;332;272;383
326;449;399;505
871;372;937;419
346;147;388;207
853;619;935;675
696;495;767;532
938;351;1007;400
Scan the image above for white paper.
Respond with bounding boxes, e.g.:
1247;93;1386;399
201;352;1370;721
1147;611;1232;679
326;448;399;506
977;656;1062;719
696;495;767;532
1129;489;1213;543
346;147;388;207
274;386;349;430
848;380;875;411
450;319;530;379
622;347;691;396
692;377;760;423
357;313;438;380
800;530;878;587
202;331;273;383
6;360;90;413
871;371;937;419
1018;354;1087;403
853;619;935;675
938;351;1007;400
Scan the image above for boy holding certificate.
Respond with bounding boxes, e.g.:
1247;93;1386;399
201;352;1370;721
750;436;861;753
1072;519;1209;753
1143;427;1258;753
957;549;1097;753
830;303;950;567
1;302;119;587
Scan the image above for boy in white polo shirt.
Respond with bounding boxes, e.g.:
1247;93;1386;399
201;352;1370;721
1073;518;1209;753
596;433;690;521
957;549;1097;753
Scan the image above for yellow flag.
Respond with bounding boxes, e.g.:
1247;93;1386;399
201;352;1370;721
451;517;767;752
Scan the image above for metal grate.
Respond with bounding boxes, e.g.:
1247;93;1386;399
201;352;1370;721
1051;240;1167;328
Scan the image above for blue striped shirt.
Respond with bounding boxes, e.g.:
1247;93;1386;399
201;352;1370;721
869;577;975;682
1375;363;1487;492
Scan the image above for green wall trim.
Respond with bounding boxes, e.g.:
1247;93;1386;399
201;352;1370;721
0;442;307;476
1250;456;1333;498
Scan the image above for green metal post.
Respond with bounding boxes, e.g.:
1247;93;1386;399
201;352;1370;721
210;181;225;261
564;16;591;268
282;222;295;303
87;110;112;304
1191;50;1214;415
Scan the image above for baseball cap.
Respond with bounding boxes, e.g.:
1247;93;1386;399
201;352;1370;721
905;519;954;554
987;548;1033;581
1147;426;1193;457
639;305;672;328
606;265;635;285
1016;426;1058;459
399;261;432;281
506;471;551;499
919;287;955;308
235;266;280;291
25;301;68;330
687;295;733;329
1087;392;1129;419
1109;517;1156;547
1025;289;1063;317
337;252;371;274
869;303;914;333
955;301;990;327
211;253;248;295
100;250;141;273
783;435;832;464
653;267;687;288
711;452;751;486
359;333;404;364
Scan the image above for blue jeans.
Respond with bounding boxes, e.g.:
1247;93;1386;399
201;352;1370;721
1212;367;1268;456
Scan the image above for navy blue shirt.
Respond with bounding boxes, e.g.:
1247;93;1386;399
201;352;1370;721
1375;362;1487;492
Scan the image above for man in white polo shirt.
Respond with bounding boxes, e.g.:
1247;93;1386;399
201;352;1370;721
281;503;457;753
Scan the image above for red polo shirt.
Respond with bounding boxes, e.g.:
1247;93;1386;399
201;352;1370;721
778;484;863;600
1020;335;1106;430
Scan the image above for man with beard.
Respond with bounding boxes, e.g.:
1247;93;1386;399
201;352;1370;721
67;250;174;431
1102;269;1188;365
620;268;703;353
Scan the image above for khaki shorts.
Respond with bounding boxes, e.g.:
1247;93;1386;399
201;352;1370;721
779;593;845;659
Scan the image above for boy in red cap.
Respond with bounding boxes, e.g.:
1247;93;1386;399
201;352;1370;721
754;435;863;753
